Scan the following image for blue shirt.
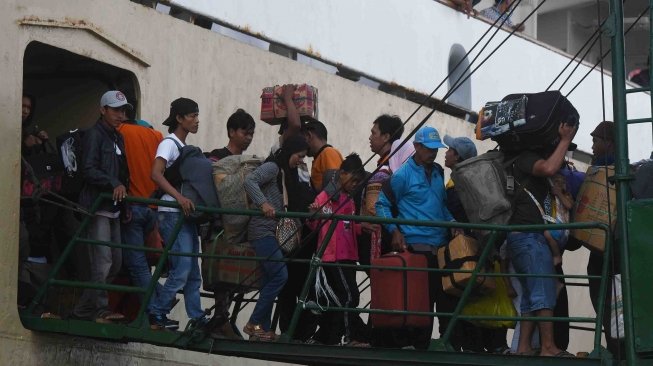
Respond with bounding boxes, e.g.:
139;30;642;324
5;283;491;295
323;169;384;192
375;157;454;247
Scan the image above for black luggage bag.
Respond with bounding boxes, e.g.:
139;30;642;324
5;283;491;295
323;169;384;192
493;90;579;152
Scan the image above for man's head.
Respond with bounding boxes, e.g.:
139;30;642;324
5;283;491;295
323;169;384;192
162;97;200;134
369;114;404;155
339;153;365;194
22;94;34;125
590;121;615;160
100;90;133;130
413;126;446;166
227;109;256;152
303;120;328;156
443;135;477;168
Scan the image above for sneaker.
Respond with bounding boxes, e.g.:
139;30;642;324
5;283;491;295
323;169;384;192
243;322;278;342
149;314;179;331
189;315;210;329
210;321;244;340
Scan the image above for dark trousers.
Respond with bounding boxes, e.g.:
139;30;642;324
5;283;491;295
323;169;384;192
411;248;464;350
588;250;624;358
277;228;319;340
554;263;570;351
313;261;368;345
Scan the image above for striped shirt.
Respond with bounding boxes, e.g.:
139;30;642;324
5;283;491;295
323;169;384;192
244;161;284;241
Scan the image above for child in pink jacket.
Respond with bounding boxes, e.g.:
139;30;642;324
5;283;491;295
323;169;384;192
307;153;369;346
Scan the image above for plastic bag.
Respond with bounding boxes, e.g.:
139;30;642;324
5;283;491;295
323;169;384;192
461;261;517;329
610;274;625;339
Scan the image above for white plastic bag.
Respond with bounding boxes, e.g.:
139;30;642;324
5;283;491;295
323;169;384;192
609;274;625;339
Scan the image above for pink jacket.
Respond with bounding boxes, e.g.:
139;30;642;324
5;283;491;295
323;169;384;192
308;191;361;262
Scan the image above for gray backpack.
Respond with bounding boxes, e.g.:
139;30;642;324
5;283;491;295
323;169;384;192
451;151;521;225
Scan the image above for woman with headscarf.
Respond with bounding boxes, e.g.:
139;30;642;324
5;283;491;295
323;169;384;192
243;135;310;341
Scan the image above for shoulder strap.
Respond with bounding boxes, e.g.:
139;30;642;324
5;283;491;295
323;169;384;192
434;162;444;177
280;168;289;211
164;137;183;151
523;188;556;223
313;144;332;159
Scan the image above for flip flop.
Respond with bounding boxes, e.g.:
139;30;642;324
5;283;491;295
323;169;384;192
554;350;575;358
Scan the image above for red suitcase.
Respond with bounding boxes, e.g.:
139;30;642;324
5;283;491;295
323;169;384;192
370;251;431;328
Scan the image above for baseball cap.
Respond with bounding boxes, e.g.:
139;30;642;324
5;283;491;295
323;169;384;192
100;90;133;109
443;135;478;161
162;97;199;126
590;121;615;142
414;126;446;149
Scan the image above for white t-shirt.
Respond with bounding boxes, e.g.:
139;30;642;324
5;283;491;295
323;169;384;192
156;133;184;212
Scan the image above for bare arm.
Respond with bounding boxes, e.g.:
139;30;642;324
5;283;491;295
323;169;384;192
151;157;194;215
531;123;577;177
280;84;302;143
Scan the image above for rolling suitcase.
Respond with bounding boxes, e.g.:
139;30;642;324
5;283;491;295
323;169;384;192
370;251;431;328
477;90;579;153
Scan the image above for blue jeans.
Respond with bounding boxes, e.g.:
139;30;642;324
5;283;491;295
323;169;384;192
249;236;288;330
507;232;557;313
148;212;203;319
121;205;161;302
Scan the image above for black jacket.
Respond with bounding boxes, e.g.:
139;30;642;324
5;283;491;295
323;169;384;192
78;119;129;212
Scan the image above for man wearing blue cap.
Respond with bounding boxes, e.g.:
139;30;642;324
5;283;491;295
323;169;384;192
376;125;461;349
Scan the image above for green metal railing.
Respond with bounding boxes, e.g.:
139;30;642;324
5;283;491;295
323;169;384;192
609;0;653;365
19;192;614;365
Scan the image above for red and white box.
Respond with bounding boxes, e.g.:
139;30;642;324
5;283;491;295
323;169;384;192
260;84;318;124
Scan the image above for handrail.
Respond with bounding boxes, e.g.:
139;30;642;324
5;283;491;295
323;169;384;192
21;192;613;361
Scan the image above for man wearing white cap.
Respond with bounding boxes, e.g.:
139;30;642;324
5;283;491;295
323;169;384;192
73;90;131;323
375;125;463;350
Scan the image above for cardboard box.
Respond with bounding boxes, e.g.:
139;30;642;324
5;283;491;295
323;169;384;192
260;84;318;124
571;166;616;252
437;235;495;297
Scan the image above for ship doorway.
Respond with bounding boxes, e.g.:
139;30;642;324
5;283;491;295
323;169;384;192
22;41;140;137
18;41;140;315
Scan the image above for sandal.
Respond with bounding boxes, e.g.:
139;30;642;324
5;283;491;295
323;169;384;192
243;323;278;342
553;350;575;358
344;340;371;348
95;311;125;323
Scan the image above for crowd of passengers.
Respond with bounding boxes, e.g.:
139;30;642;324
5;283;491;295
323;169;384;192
19;86;653;357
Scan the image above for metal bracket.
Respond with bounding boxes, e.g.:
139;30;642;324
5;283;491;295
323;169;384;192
602;13;617;37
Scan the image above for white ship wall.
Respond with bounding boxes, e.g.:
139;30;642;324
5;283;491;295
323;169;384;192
2;0;497;364
174;0;653;160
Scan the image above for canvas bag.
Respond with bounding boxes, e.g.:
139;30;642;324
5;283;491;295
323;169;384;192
437;235;495;297
451;151;521;226
201;232;260;292
212;154;264;244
